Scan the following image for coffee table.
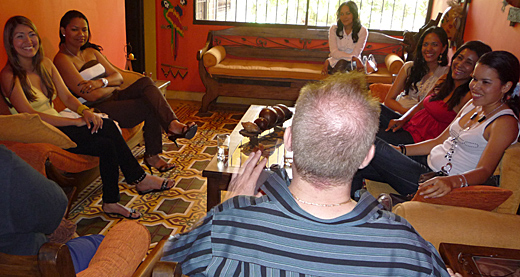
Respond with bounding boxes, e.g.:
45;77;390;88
202;105;293;211
440;243;520;277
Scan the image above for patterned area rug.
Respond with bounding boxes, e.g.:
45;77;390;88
68;101;245;248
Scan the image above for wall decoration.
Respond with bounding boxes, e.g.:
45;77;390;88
161;63;188;79
161;0;185;59
440;0;469;48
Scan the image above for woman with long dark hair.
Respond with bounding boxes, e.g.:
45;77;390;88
54;10;197;175
1;15;175;219
322;1;368;74
378;40;492;145
354;51;520;198
383;27;449;115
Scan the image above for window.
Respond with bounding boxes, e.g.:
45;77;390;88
195;0;433;32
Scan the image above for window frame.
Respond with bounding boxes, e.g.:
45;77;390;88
192;0;435;36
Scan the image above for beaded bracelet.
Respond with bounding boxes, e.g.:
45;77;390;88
398;144;407;155
77;104;90;116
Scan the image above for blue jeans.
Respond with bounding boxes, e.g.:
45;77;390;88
352;137;432;196
66;234;105;273
377;104;415;145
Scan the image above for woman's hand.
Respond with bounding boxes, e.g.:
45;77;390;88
78;79;104;94
80;109;104;134
418;175;460;198
386;118;406;132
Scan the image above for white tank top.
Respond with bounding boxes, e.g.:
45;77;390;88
428;102;519;175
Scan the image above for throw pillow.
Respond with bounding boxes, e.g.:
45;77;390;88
203;45;226;67
0;113;77;149
411;185;513;211
369;83;392;103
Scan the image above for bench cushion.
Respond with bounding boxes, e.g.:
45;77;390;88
207;58;325;81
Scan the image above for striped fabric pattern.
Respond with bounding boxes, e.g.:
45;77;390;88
162;172;449;277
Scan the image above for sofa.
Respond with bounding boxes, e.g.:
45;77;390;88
0;65;150;213
197;26;407;112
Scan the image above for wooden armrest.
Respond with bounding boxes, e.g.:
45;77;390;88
133;238;169;277
197;32;213;60
152;261;181;277
38;242;76;277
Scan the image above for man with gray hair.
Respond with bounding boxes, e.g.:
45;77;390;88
161;73;450;276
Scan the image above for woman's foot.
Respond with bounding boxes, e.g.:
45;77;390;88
143;154;175;175
167;120;198;147
168;120;196;135
135;174;175;195
103;203;141;219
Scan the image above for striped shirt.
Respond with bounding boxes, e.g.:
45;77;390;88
162;171;449;276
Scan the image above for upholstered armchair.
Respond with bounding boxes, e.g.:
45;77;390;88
0;220;154;277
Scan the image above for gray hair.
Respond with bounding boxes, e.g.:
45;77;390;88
291;72;380;187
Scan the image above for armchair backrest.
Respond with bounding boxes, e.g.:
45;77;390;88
496;143;520;214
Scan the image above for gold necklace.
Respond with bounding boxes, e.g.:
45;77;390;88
291;193;352;207
64;46;84;62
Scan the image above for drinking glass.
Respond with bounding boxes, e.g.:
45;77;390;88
217;134;229;162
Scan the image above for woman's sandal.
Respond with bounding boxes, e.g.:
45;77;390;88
168;123;198;148
137;178;175;195
143;154;175;175
104;207;141;220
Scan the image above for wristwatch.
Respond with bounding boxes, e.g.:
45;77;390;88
101;78;108;88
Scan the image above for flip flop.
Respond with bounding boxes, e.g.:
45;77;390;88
137;178;174;195
104;207;141;220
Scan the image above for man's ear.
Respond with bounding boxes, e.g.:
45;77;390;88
358;144;375;169
283;126;292;152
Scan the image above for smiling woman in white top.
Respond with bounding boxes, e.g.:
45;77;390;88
322;1;368;75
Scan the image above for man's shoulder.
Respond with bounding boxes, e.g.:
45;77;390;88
212;194;271;214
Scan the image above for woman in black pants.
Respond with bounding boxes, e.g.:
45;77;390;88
1;15;174;219
54;10;197;174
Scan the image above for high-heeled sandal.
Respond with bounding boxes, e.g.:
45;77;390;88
168;123;198;147
143;154;175;175
363;54;378;74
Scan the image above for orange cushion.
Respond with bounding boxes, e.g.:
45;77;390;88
0;113;77;149
77;221;151;277
369;83;392;102
411;185;513;211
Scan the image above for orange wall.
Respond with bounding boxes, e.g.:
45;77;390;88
0;0;127;70
159;0;520;93
155;1;228;93
464;1;520;59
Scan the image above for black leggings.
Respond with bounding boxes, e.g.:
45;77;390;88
58;118;145;203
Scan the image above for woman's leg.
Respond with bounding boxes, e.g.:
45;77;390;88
59;120;144;204
378;104;401;131
116;77;178;130
352;137;432;196
93;98;163;156
376;128;415;145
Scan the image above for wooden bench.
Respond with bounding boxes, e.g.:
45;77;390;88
197;26;407;112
